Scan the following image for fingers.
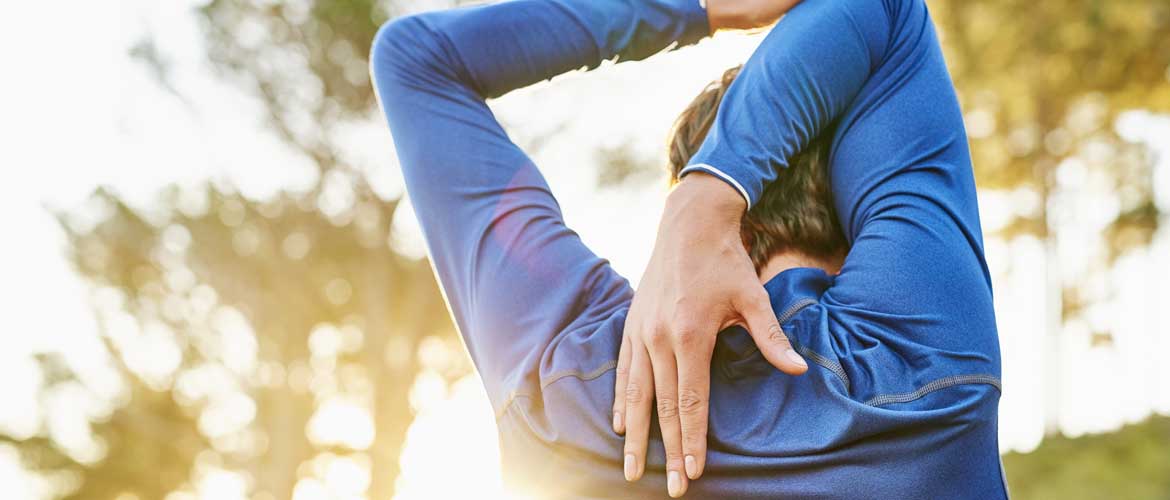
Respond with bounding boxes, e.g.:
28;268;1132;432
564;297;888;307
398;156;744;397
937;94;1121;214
675;330;713;482
738;290;808;375
647;339;688;498
622;343;654;483
613;333;632;434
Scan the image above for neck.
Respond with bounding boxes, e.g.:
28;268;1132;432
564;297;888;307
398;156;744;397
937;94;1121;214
758;250;844;284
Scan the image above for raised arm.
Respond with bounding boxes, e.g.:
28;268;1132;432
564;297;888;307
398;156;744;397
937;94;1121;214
623;0;999;491
369;0;708;417
682;0;891;206
689;0;998;366
616;0;963;491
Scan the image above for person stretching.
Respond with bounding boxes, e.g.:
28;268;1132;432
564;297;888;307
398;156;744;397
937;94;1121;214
370;0;1006;498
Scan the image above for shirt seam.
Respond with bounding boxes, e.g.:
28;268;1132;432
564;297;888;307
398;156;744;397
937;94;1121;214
864;373;1002;407
735;298;853;390
502;299;825;418
496;360;618;419
499;366;1003;418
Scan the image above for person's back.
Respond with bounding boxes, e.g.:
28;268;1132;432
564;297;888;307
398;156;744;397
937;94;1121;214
370;0;1006;497
507;268;1003;498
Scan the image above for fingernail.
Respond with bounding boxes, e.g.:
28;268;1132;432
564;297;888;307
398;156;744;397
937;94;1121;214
685;455;698;479
613;411;622;432
786;348;807;368
668;470;683;497
624;454;637;481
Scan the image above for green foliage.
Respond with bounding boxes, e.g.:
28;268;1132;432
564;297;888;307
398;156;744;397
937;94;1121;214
934;0;1170;243
1003;415;1170;499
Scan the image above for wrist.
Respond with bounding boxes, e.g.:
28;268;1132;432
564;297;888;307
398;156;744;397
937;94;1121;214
706;0;795;32
667;172;747;224
704;0;755;33
703;0;730;33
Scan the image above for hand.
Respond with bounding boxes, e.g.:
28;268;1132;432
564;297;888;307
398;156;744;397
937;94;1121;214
706;0;803;33
613;173;808;497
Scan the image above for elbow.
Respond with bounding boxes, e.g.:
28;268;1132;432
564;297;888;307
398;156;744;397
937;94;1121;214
369;15;444;92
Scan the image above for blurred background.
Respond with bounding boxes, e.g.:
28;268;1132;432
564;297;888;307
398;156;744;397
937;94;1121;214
2;0;1169;499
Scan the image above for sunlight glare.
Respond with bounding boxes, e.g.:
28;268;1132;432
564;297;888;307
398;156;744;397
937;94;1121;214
394;376;524;500
307;397;375;450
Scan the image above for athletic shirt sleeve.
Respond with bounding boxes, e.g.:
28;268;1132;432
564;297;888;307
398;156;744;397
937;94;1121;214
690;0;1001;379
681;0;891;206
369;0;709;412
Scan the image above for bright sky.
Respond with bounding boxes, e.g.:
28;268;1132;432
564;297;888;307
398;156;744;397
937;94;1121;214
1;1;1169;499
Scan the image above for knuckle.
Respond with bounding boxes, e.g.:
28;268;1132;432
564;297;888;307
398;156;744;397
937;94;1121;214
672;312;701;331
678;388;706;415
737;287;766;305
647;333;670;350
767;323;791;345
674;328;699;347
615;364;630;376
656;397;679;419
625;383;645;404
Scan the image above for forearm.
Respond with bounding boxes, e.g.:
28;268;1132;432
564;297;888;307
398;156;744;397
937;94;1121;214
370;0;712;214
705;0;796;34
377;0;709;100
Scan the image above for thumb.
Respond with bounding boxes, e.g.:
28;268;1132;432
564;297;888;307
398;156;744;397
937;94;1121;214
738;291;808;375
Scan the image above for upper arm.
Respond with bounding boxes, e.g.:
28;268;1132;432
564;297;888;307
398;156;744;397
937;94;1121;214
371;15;632;410
820;0;1000;370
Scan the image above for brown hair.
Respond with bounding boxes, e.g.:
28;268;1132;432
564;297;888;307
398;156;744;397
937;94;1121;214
667;65;847;270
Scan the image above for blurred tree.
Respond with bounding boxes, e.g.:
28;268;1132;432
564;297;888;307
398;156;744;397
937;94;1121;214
196;0;383;171
8;180;456;500
932;0;1170;431
1;350;208;500
193;0;474;173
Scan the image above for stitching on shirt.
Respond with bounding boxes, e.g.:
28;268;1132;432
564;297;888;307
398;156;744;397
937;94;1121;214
501;299;824;418
864;373;1002;407
496;360;619;419
501;372;1004;417
792;340;851;391
735;298;853;390
541;360;618;390
736;298;819;360
776;297;819;325
497;392;531;419
496;312;999;417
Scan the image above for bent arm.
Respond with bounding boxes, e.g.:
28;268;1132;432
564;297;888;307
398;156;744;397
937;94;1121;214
369;0;709;411
682;0;893;206
691;0;999;376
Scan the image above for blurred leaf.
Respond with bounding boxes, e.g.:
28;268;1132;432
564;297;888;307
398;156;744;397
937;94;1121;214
1003;415;1170;499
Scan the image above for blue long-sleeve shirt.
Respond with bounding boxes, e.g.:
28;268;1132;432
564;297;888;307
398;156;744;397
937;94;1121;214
371;0;1007;498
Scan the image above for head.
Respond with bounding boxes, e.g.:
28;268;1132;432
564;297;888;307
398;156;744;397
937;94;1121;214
667;65;848;275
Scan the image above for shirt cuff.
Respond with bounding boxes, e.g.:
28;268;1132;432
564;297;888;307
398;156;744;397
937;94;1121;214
678;163;753;207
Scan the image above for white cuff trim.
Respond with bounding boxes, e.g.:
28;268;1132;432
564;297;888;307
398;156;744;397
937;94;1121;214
679;163;752;207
